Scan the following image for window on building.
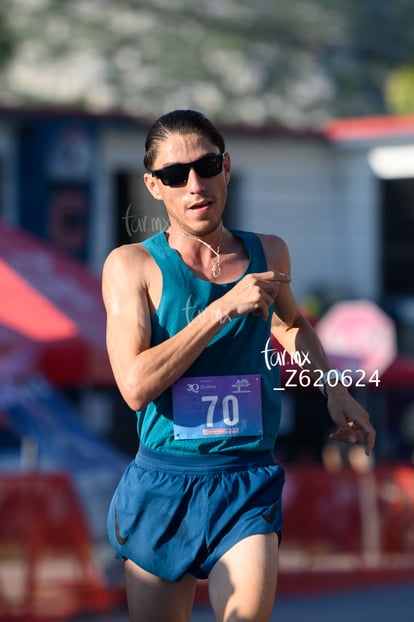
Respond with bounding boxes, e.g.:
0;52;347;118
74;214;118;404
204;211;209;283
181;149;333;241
381;177;414;296
115;171;169;246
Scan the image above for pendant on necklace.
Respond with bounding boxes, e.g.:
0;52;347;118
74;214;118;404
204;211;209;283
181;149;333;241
175;225;223;280
212;259;221;279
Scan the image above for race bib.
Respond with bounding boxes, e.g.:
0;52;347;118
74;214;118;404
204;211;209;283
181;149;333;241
172;374;263;440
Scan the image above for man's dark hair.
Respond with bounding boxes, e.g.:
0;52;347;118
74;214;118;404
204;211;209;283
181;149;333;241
144;109;226;169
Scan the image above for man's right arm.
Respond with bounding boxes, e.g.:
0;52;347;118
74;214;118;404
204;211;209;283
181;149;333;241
102;244;230;411
102;244;283;411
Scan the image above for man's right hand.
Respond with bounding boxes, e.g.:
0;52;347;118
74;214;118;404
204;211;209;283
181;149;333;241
217;271;291;322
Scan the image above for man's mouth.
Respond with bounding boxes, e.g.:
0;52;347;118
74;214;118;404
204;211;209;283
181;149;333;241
189;200;212;210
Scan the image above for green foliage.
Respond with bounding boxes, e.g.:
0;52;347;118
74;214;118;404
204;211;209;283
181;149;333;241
1;0;414;124
0;6;15;67
386;65;414;115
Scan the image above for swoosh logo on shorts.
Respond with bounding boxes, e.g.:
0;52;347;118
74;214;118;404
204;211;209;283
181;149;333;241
262;501;278;524
114;505;129;545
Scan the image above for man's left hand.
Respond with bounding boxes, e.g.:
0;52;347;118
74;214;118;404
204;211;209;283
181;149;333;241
326;385;376;456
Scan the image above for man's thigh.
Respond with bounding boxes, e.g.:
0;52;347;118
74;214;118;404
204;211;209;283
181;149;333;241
208;532;279;622
124;558;198;622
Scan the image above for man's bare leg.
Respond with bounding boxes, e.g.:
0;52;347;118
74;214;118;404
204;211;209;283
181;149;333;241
208;533;279;622
124;559;197;622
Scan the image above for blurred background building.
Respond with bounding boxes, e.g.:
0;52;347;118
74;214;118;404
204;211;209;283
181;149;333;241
1;105;414;463
0;1;414;619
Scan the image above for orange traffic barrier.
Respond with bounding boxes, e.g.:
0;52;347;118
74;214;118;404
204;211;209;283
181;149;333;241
277;464;414;596
2;466;413;616
0;472;119;620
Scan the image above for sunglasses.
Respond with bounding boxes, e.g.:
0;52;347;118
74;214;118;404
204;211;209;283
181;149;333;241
149;152;225;187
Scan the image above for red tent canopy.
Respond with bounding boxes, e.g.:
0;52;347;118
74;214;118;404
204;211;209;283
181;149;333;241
0;221;113;387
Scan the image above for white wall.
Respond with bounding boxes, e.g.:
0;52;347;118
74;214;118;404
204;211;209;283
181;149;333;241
226;135;345;300
91;127;146;272
330;146;380;300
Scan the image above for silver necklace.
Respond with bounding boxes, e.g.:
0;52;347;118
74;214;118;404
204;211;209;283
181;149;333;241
195;227;223;278
172;225;224;279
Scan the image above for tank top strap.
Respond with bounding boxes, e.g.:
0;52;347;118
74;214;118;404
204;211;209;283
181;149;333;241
142;231;175;263
231;230;268;273
141;231;188;282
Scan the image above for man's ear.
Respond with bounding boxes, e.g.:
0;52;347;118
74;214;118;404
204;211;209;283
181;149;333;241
143;173;163;200
223;152;231;184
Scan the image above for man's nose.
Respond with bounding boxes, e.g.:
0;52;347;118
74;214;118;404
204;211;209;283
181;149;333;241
186;167;206;191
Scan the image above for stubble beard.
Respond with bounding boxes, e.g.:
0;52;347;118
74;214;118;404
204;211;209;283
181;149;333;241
169;213;224;240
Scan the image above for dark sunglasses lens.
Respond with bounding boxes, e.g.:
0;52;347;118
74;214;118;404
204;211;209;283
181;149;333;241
159;165;188;186
155;154;224;186
194;154;223;178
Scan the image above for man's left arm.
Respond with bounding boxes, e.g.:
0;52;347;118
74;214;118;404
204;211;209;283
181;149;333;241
259;233;376;456
271;285;376;456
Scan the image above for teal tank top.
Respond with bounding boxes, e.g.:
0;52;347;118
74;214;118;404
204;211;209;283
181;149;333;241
138;230;281;455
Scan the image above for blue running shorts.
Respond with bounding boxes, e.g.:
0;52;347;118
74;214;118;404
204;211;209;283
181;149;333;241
107;446;285;581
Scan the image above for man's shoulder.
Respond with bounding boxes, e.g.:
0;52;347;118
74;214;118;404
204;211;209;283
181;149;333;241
102;241;153;278
254;232;288;249
105;240;148;260
231;229;284;244
231;229;288;255
252;231;282;240
254;232;290;271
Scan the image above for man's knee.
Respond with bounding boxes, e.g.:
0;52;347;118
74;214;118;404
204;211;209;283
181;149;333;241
208;534;278;621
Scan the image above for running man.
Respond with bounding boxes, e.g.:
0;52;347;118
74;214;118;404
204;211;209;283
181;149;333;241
102;109;375;622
